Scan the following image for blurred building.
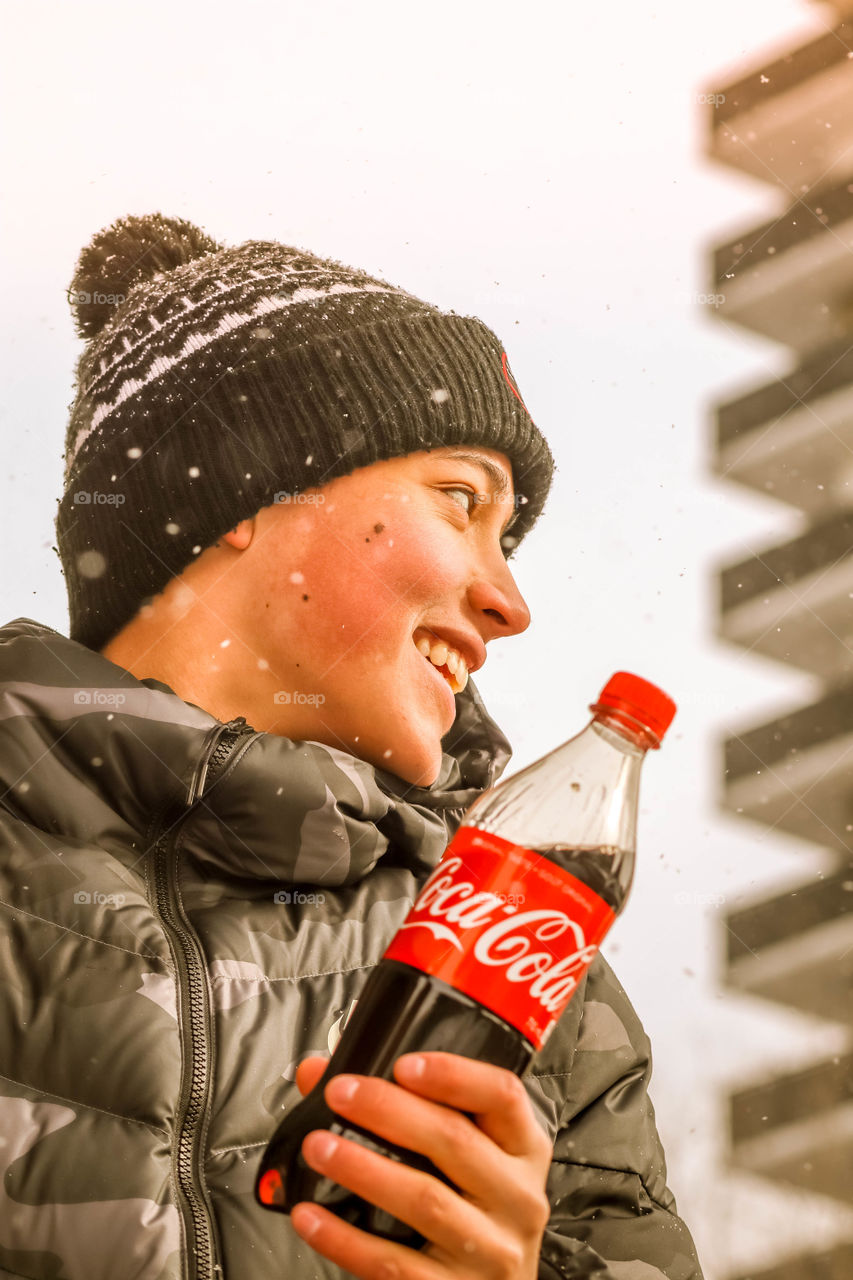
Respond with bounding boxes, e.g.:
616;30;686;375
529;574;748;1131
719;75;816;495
706;3;853;1276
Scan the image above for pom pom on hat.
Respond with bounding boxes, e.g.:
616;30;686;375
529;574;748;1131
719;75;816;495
67;212;223;340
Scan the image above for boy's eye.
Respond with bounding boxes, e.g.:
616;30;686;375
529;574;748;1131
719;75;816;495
441;485;481;516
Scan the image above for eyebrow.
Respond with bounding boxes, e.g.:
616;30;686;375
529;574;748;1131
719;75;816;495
435;449;520;532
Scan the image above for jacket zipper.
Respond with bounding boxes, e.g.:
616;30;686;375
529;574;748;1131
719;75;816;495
146;717;258;1280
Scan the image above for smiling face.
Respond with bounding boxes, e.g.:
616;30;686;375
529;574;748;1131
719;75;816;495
100;445;532;788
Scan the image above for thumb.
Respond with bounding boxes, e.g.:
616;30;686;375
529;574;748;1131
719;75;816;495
295;1054;330;1097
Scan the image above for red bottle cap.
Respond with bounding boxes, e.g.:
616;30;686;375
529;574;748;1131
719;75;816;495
589;672;676;749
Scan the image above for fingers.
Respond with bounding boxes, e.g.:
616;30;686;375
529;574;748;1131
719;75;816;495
296;1127;525;1272
285;1051;553;1278
296;1051;551;1174
291;1200;446;1280
392;1052;554;1164
314;1054;551;1225
295;1055;330;1097
297;1052;549;1162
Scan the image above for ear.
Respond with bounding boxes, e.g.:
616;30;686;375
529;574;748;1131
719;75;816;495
220;517;255;551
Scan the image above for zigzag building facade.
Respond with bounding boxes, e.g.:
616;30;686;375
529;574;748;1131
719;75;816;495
706;5;853;1277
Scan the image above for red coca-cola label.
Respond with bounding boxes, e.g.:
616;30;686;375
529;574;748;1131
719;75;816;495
382;827;615;1050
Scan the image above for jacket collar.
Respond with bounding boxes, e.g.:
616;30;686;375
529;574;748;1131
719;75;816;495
0;618;513;886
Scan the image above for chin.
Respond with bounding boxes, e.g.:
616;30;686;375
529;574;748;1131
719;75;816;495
372;743;442;789
399;760;441;788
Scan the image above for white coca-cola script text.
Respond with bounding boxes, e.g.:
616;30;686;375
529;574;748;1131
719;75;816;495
400;855;599;1012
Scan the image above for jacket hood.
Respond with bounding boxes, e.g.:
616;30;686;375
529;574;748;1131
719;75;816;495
0;617;513;887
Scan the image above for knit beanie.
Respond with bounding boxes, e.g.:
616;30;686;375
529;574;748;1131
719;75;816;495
55;213;557;653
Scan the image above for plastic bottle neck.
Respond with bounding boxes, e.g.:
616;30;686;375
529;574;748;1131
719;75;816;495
590;710;660;754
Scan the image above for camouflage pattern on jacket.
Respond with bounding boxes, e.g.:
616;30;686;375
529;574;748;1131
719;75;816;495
0;618;704;1280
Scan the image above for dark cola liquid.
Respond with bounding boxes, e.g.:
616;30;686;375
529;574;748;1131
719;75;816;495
532;842;631;915
255;843;629;1248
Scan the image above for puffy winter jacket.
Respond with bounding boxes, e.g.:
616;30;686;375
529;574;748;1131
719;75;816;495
0;617;704;1280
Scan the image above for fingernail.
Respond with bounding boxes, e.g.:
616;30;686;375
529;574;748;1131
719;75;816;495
293;1204;322;1241
307;1131;338;1163
398;1054;425;1080
327;1075;359;1104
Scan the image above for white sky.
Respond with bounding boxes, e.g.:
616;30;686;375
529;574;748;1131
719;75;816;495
2;2;852;1274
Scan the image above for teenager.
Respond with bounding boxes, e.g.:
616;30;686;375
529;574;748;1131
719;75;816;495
0;213;704;1280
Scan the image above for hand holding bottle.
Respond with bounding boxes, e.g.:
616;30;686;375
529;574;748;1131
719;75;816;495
289;1049;553;1280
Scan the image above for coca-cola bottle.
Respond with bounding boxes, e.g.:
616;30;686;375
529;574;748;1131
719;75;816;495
255;671;676;1247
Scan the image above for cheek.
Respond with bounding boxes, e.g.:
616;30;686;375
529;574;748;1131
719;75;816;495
360;517;461;616
251;509;462;667
245;518;348;659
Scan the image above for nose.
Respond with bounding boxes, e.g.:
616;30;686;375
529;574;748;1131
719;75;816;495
467;560;531;641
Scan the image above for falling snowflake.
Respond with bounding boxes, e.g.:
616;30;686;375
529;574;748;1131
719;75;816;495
165;522;180;535
77;550;107;578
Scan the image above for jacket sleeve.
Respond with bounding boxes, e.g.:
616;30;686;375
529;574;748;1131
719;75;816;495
526;952;705;1280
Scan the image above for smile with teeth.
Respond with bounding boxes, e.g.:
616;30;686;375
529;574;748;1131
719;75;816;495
414;633;469;695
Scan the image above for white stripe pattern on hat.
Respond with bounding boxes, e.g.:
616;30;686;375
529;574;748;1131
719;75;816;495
66;280;402;478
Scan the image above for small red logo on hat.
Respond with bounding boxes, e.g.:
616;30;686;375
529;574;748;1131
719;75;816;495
502;352;531;418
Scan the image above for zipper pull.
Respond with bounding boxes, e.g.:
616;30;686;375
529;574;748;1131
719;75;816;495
186;718;255;806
